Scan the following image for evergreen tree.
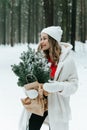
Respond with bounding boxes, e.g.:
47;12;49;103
11;46;50;87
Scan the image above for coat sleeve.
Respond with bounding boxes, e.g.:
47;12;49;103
43;57;78;97
59;57;78;97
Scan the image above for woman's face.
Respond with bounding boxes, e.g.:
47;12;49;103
39;33;50;51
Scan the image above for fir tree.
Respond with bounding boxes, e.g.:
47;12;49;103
11;46;50;87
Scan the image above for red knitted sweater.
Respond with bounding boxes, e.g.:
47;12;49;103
48;58;57;79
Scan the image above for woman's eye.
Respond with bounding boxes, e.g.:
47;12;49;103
44;38;47;40
40;37;47;41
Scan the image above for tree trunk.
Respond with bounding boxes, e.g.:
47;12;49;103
43;0;54;27
80;0;86;43
27;0;31;43
10;0;15;46
18;0;21;43
71;0;77;50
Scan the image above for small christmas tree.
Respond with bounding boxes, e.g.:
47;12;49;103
11;46;50;87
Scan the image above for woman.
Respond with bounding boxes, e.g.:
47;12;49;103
20;26;78;130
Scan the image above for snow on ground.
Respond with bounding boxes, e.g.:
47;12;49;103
0;42;87;130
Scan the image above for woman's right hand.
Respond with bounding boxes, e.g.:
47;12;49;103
38;84;48;97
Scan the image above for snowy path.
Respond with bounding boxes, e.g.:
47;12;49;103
0;42;87;130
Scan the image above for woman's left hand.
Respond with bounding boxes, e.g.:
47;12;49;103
43;90;48;96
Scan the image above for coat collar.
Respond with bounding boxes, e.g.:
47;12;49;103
59;42;73;62
54;42;73;80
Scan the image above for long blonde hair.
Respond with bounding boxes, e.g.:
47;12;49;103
38;35;61;63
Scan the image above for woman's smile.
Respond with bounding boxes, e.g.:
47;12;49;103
41;44;46;48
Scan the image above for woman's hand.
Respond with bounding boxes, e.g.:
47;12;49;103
43;81;64;93
38;83;49;97
37;84;43;98
43;90;49;96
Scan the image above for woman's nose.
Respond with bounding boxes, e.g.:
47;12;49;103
40;40;44;44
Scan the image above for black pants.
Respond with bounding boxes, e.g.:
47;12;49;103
29;111;48;130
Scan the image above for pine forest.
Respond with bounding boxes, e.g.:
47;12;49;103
0;0;87;50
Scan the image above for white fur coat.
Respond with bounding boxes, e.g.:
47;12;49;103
19;42;78;130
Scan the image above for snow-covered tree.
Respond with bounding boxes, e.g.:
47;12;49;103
11;46;50;87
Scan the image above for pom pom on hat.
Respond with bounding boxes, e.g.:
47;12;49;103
41;26;63;43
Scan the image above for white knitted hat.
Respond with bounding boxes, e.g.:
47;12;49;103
41;26;63;43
